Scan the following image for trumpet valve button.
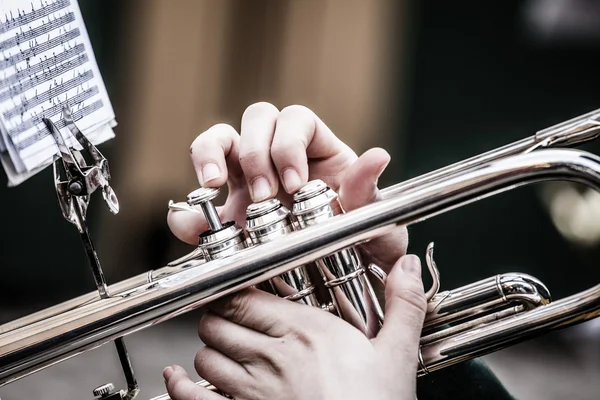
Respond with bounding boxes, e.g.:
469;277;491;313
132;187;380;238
187;187;223;231
246;198;282;218
292;179;341;226
293;179;328;202
187;187;220;204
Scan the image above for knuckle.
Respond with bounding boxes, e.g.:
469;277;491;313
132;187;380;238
193;347;210;373
238;146;265;170
270;133;306;159
263;330;314;372
197;313;215;339
269;137;292;157
279;312;320;348
192;123;238;151
170;377;187;395
243;101;279;120
279;104;313;120
224;291;252;322
286;329;316;350
207;123;238;137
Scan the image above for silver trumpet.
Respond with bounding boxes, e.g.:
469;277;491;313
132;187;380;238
2;108;600;400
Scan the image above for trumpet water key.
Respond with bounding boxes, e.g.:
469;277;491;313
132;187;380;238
1;108;600;399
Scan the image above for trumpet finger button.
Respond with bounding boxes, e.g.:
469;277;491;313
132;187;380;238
187;187;222;231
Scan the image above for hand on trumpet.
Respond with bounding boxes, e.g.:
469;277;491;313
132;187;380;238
166;102;408;273
164;102;426;399
164;255;426;400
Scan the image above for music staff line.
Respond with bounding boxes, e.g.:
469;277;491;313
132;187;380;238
16;99;104;151
0;43;85;90
0;11;75;52
2;69;94;122
7;85;99;140
0;53;89;106
0;28;80;70
0;0;70;35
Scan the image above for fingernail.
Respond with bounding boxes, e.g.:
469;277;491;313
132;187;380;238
401;255;421;277
282;169;302;193
251;177;272;201
201;162;221;184
163;366;173;381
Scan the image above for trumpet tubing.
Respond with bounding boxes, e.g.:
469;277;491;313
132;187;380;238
1;109;600;399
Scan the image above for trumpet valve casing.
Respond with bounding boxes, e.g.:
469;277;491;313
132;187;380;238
188;187;248;260
292;180;384;337
245;198;322;307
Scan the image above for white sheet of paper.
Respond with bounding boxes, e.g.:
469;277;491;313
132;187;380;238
0;0;116;185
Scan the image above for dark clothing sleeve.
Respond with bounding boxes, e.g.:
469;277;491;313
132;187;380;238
417;359;515;400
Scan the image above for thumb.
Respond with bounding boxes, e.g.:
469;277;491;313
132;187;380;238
338;148;409;272
374;255;427;376
338;147;389;211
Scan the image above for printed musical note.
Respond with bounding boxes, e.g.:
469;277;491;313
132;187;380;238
18;98;103;152
0;28;80;70
3;68;93;118
0;43;85;89
0;0;116;186
8;84;99;137
0;11;75;50
0;0;70;34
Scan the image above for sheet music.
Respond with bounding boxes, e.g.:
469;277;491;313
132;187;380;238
0;0;116;186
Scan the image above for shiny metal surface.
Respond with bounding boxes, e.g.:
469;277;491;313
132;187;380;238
167;200;201;214
186;187;248;261
187;188;223;231
245;199;322;307
293;180;384;338
93;383;115;397
379;108;600;199
114;338;139;400
3;108;600;399
3;149;600;387
424;273;551;330
43;111;138;398
45;112;119;300
197;223;247;260
165;247;205;267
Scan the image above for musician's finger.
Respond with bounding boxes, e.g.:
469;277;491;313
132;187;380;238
198;311;271;363
271;105;357;193
239;102;280;202
163;364;224;400
167;205;223;245
374;255;426;378
194;346;255;398
339;147;408;271
208;287;311;338
190;123;244;189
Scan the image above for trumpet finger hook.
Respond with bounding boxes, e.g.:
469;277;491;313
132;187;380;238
168;200;202;214
425;242;441;300
366;242;440;302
